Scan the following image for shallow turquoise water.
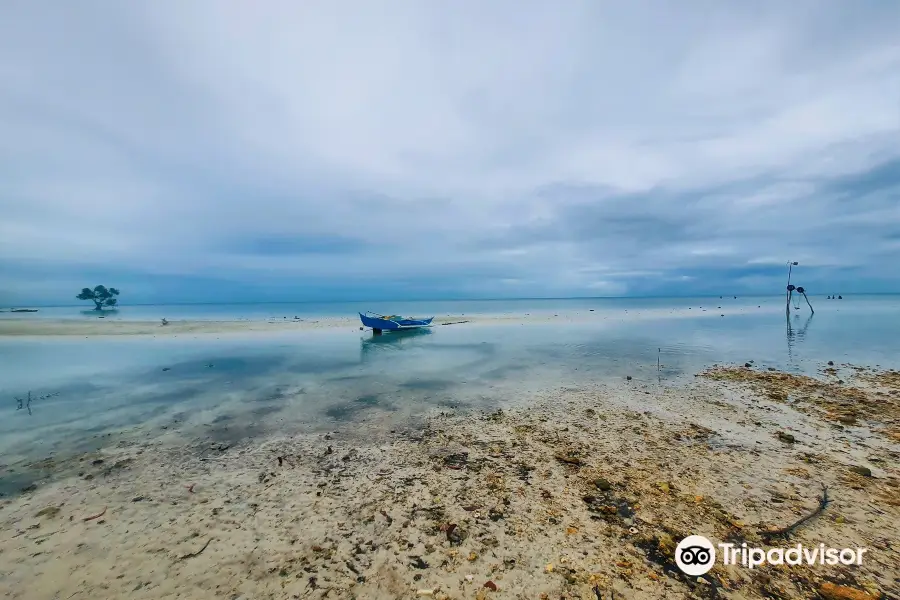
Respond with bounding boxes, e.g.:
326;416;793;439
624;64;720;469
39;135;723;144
3;294;891;321
1;295;898;490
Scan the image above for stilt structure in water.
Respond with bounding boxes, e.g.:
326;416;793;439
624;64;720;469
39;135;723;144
785;261;814;315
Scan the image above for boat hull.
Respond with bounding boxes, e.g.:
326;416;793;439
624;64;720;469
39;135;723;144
359;312;434;331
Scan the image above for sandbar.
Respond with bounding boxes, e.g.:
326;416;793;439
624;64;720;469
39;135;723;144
0;305;768;337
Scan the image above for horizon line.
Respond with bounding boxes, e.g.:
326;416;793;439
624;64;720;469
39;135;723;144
3;291;893;309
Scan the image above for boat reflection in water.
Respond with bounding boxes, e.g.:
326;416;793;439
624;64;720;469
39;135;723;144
359;327;433;360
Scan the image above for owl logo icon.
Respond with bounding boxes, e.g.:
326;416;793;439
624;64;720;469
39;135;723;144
675;535;716;576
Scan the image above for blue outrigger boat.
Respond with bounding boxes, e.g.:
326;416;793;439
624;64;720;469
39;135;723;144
359;312;434;334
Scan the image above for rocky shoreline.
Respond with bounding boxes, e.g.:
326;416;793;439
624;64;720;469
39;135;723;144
1;364;898;599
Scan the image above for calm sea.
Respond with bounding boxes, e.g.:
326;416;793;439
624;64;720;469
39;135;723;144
1;295;878;321
1;295;898;491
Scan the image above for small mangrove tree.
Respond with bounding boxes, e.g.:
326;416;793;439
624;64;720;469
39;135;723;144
77;285;120;310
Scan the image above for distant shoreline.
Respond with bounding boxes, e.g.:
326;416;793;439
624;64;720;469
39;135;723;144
3;292;890;310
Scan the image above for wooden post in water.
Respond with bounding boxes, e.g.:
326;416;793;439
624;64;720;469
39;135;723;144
798;287;814;315
786;261;798;314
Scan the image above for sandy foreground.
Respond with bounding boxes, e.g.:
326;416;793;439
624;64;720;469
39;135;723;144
0;306;761;337
1;364;898;600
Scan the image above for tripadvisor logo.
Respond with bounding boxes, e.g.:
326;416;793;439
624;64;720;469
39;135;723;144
675;535;716;576
675;535;868;575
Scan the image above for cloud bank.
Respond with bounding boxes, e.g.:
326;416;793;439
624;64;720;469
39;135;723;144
2;1;899;303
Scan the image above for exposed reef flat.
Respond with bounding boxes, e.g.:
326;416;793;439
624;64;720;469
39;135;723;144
1;365;898;599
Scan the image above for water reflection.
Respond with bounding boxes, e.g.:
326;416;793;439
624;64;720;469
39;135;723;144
359;328;433;360
786;312;814;369
79;309;120;318
6;304;900;478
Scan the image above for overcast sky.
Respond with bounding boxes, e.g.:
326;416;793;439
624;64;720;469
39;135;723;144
2;1;899;304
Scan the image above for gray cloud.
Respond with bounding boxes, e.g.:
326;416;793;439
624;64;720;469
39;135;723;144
1;1;899;303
